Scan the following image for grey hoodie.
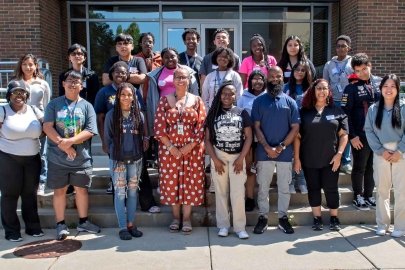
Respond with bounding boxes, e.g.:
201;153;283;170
323;55;353;102
237;90;265;116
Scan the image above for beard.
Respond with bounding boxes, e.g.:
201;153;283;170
267;82;284;97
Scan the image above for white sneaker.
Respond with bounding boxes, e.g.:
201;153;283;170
391;230;405;238
289;185;296;194
375;226;387;236
236;230;249;239
37;183;45;195
299;185;308;194
218;228;228;237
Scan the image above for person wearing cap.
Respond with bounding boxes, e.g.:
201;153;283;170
0;80;44;241
323;35;354;174
102;33;147;88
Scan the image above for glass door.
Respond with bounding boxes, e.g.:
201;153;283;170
200;23;239;57
163;23;200;55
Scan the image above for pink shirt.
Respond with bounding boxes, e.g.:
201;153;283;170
158;67;176;96
239;55;277;87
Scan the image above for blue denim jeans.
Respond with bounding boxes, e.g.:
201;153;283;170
334;100;351;165
39;137;48;183
110;159;142;229
291;169;306;187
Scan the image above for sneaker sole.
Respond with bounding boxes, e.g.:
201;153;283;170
353;205;370;211
8;238;23;242
77;227;100;233
57;233;69;241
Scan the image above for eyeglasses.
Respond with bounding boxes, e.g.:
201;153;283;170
116;41;132;46
336;44;349;49
11;90;27;96
294;68;306;73
114;71;128;76
252;78;264;82
174;76;189;81
65;79;82;85
315;86;329;91
70;51;84;57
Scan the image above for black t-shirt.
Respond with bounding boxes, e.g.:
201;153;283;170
102;55;147;89
213;107;252;154
299;105;348;168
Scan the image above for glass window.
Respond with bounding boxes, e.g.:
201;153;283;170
70;22;87;48
203;27;235;55
314;6;328;20
70;5;86;19
89;22;160;76
242;6;310;20
241;22;310;62
312;23;328;74
89;5;159;20
162;5;239;20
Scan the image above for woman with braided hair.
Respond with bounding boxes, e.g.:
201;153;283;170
104;82;149;240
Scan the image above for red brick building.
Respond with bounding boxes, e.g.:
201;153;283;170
1;0;404;95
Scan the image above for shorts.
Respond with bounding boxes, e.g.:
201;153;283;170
47;163;93;189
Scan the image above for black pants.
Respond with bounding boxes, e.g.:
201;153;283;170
138;152;157;211
351;137;374;198
303;165;340;209
0;151;42;238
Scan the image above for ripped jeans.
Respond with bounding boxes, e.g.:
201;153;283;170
109;158;142;229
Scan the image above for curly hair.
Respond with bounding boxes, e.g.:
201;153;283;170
301;79;334;109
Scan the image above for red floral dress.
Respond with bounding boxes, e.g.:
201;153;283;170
154;95;206;206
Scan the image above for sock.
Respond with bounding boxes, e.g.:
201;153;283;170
57;220;65;225
79;217;88;224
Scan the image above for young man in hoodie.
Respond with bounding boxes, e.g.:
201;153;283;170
323;35;354;174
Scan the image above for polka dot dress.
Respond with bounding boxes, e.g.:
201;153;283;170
154;96;206;206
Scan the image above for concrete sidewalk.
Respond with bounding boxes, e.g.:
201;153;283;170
1;225;404;270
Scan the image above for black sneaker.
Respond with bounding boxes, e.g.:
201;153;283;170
278;215;294;234
128;227;143;238
353;194;370;210
6;233;22;242
330;216;341;231
312;217;323;231
26;229;45;237
364;197;376;209
245;198;255;212
106;180;113;194
253;215;268;234
119;229;132;240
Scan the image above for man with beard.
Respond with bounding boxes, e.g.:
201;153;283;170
251;66;300;234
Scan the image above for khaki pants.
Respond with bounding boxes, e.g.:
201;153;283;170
256;161;292;218
211;148;246;232
373;154;405;231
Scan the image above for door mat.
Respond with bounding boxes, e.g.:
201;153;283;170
13;239;82;259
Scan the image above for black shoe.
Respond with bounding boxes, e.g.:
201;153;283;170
278;215;294;234
352;194;369;210
330;216;341;231
66;185;75;195
26;229;45;237
312;217;323;231
119;229;132;240
205;164;211;173
128;227;143;238
364;197;376;209
245;198;255;212
253;215;268;234
6;232;23;242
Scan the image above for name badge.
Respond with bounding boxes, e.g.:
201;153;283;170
212;64;218;70
177;121;184;135
82;80;87;88
57;110;67;118
129;67;138;74
337;84;343;93
284;71;291;78
326;115;335;120
332;67;339;75
158;80;166;87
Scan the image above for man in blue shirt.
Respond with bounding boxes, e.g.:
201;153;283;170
251;66;300;234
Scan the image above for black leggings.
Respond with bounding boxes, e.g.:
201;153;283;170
303;165;340;209
0;151;41;237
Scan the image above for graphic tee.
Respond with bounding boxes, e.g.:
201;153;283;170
213;107;252;154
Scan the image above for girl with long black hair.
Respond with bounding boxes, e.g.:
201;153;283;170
104;82;148;240
205;80;253;239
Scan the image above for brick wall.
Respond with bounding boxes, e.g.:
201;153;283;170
339;0;405;78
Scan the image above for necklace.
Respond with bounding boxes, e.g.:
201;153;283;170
122;110;131;118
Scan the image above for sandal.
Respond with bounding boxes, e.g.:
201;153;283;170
182;221;193;235
169;219;180;233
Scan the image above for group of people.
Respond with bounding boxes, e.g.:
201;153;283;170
1;28;404;243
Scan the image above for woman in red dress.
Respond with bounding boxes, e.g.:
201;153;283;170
154;66;206;234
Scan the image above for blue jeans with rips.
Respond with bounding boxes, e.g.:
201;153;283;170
109;158;142;229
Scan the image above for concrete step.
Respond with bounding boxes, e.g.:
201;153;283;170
6;204;392;229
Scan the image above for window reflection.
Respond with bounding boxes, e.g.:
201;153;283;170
242;6;310;20
162;5;239;19
89;5;159;19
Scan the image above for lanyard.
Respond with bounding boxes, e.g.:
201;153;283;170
185;54;197;69
64;98;78;119
175;93;189;122
64;98;78;138
215;70;229;88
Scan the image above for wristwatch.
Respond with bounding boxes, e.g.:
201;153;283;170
279;142;286;150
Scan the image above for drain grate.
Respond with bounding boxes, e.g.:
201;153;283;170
13;239;82;259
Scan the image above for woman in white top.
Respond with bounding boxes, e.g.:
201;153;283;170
201;47;243;110
13;53;51;194
0;80;44;241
